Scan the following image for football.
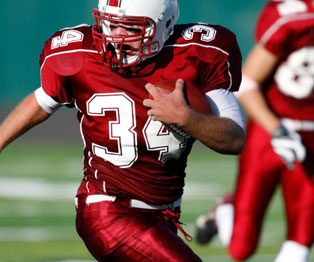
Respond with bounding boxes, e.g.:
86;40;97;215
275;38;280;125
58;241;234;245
151;79;213;137
153;79;213;115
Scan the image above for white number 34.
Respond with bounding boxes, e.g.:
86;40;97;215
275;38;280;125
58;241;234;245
87;93;187;168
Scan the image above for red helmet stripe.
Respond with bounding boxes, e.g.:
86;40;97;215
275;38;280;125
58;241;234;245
107;0;120;7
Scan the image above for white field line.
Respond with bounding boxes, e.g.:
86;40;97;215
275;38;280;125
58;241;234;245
0;177;77;200
0;227;75;242
0;177;222;243
46;260;95;262
0;177;222;201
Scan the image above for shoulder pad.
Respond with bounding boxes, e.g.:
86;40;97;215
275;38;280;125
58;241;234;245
167;23;237;53
42;24;95;56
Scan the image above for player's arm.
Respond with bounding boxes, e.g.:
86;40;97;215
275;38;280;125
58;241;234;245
236;43;280;133
237;44;306;168
0;88;59;153
144;79;245;155
181;98;245;155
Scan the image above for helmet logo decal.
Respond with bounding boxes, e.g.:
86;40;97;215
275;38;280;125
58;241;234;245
107;0;121;7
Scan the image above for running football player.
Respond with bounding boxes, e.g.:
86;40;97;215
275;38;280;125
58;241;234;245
0;0;245;261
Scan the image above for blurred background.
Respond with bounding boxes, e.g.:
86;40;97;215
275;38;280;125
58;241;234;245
3;1;313;262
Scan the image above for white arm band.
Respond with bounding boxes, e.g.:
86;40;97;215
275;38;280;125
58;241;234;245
34;87;61;114
235;74;259;99
206;89;246;131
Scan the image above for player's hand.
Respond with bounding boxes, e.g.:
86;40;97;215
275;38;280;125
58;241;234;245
271;123;306;169
143;79;190;126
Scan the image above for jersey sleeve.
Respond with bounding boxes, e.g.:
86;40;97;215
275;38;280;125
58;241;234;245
195;24;242;93
255;2;286;56
40;40;73;105
34;87;61;114
39;25;92;105
255;1;312;57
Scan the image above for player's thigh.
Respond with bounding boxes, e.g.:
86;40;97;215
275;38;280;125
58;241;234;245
113;223;202;262
76;200;201;262
229;121;281;260
282;163;314;246
234;120;281;221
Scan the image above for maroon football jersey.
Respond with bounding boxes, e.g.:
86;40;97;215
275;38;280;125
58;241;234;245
39;23;242;204
256;0;314;120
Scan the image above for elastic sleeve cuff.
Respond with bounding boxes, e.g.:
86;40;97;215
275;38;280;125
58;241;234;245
34;87;61;114
206;89;246;131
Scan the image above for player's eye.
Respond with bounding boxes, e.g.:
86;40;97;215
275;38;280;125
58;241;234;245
126;27;142;34
109;23;118;31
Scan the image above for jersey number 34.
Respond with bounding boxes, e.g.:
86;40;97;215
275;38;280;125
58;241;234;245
87;93;188;168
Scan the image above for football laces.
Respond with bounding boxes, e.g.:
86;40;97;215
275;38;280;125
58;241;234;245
169;124;191;138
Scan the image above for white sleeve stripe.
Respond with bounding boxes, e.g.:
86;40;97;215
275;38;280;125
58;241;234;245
260;14;314;46
164;43;230;56
34;87;61;114
206;89;245;131
226;60;233;91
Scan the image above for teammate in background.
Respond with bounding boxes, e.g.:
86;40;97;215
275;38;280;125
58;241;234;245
0;0;245;261
195;0;314;261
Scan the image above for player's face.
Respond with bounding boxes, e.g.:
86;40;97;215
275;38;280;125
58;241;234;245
109;21;143;58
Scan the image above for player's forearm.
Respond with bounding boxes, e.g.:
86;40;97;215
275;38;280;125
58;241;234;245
0;93;51;152
238;89;280;134
237;44;280;134
180;109;245;154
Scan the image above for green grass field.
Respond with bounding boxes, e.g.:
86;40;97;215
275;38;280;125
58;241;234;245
0;142;313;262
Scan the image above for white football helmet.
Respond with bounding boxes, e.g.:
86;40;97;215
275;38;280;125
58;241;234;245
93;0;179;69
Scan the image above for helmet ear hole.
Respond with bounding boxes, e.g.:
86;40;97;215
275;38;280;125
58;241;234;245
166;19;171;28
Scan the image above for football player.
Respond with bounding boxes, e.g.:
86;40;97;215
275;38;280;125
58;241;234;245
195;0;314;261
0;0;245;261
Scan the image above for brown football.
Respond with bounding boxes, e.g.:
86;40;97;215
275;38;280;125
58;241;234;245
152;79;213;115
151;79;213;138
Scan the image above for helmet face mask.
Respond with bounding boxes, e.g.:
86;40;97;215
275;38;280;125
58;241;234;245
92;0;179;69
93;10;158;69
